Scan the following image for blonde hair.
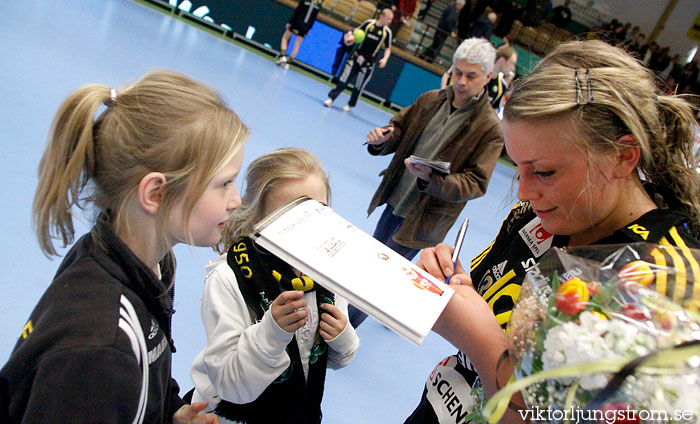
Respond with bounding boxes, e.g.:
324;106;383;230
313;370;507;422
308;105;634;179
33;69;249;256
218;148;330;252
504;40;700;231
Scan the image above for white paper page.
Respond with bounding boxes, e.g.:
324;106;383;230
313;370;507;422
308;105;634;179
253;198;454;345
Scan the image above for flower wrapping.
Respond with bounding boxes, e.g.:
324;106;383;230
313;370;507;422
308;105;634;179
485;242;700;423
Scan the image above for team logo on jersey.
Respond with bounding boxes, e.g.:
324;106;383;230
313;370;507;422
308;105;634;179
492;261;507;280
148;318;159;340
519;218;553;257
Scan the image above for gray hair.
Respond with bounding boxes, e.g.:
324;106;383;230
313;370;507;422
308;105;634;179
452;38;496;76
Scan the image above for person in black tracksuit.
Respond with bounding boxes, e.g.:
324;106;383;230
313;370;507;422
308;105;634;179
0;217;184;423
0;70;249;423
404;40;700;424
324;8;394;111
276;0;323;69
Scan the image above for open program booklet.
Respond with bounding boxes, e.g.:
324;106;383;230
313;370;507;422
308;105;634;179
408;155;451;174
252;197;454;345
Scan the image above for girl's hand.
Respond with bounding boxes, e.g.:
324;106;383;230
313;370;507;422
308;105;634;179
418;243;473;287
173;402;219;424
318;303;348;341
271;291;308;333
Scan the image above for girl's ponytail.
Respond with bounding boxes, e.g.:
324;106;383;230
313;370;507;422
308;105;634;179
645;94;700;232
32;85;111;256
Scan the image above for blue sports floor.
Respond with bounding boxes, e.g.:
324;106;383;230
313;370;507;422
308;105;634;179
0;0;515;421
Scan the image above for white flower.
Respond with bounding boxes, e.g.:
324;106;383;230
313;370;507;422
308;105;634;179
540;312;658;390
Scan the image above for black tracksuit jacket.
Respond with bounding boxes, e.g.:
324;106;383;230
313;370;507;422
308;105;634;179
0;218;185;423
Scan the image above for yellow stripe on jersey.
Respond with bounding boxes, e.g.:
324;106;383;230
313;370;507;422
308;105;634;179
471;202;525;271
667;226;700;303
659;236;687;302
650;247;668;295
482;269;516;302
491;284;521;326
471;241;494;271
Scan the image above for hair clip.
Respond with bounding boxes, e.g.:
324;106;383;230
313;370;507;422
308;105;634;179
104;88;118;108
585;69;594;103
575;69;594;105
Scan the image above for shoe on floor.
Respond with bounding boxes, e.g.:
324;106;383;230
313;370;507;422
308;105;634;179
323;98;333;107
342;105;352;112
276;55;288;65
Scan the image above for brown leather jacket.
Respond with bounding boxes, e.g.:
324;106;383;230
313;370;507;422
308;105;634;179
367;87;504;249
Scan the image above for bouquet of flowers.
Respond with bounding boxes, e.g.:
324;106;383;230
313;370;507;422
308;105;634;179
483;243;700;423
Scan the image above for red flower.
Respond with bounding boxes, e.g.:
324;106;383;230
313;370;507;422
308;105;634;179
621;304;647;321
555;277;590;315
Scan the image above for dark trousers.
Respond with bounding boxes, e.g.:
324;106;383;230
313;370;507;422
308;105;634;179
331;44;352;76
348;204;421;328
421;29;448;62
328;57;371;107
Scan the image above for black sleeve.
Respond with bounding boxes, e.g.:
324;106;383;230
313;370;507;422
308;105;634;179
20;347;143;423
167;377;187;421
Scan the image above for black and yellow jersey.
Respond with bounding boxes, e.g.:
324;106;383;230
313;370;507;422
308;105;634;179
404;201;700;424
355;19;392;60
472;201;700;328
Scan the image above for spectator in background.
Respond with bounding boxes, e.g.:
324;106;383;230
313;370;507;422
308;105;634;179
668;54;684;81
486;44;517;108
418;0;434;20
626;33;647;59
471;11;497;40
521;0;546;27
276;0;323;70
643;41;658;65
623;25;640;46
456;0;473;39
677;61;699;92
469;0;493;27
610;22;627;46
355;38;504;330
550;0;572;29
649;46;671;75
420;0;466;63
389;0;418;38
494;1;524;38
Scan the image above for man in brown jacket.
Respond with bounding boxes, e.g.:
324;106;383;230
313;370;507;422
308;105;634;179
353;38;503;326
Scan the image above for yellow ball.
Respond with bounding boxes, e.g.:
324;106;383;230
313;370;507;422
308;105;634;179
352;28;366;44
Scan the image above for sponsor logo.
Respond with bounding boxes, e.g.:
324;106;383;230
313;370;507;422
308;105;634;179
493;261;507;280
147;336;168;364
627;224;650;240
425;356;477;423
148;318;159;340
519;218;553;257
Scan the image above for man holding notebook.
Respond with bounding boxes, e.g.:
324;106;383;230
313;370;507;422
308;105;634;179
355;38;503;327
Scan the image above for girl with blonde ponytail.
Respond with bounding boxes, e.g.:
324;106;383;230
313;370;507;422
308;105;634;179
1;69;249;423
406;40;700;424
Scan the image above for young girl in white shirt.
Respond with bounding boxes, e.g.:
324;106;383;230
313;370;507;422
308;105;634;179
190;148;359;424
